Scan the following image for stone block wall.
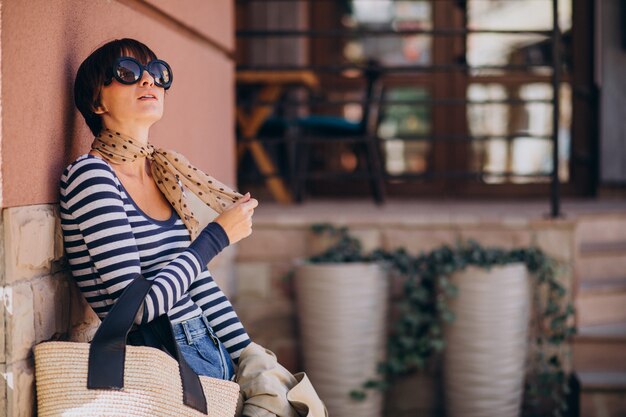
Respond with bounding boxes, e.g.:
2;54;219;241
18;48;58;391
0;205;70;416
0;204;237;416
232;217;577;417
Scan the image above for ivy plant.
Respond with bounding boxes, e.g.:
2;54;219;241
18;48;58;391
299;223;576;417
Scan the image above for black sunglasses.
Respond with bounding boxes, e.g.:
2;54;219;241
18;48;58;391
104;56;173;90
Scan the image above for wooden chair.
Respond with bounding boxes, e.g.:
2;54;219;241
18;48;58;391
289;60;387;204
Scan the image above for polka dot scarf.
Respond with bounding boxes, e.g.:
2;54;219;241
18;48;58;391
91;127;244;241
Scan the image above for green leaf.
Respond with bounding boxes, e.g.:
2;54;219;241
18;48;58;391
349;390;366;401
430;339;445;352
548;355;561;367
441;310;455;323
364;379;390;390
299;225;568;417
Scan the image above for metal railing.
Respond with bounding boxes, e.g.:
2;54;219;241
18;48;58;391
236;0;564;217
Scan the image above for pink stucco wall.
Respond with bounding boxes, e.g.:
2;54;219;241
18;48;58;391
1;0;235;208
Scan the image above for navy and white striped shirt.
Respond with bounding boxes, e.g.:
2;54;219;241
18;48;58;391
59;154;250;361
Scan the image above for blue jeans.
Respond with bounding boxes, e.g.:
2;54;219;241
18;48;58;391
172;315;235;381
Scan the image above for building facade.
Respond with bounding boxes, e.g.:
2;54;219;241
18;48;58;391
0;1;236;415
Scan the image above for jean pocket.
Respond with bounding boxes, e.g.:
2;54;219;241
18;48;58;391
194;335;223;364
205;324;220;341
179;335;224;378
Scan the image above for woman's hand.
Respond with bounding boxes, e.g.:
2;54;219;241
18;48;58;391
213;192;258;245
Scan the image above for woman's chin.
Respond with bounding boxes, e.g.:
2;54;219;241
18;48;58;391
137;110;164;123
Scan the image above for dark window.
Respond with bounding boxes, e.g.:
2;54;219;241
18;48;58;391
236;0;595;199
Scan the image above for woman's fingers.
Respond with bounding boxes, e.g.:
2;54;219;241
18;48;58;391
212;193;257;245
230;193;255;210
250;197;258;208
241;198;258;210
232;193;251;206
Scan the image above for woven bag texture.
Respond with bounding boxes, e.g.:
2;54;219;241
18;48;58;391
34;341;240;417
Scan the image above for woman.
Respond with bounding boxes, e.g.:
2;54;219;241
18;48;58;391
60;38;258;383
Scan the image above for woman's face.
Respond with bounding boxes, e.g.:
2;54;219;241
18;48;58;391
96;55;165;130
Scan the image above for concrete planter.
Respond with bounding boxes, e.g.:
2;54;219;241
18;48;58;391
294;262;388;417
444;263;530;417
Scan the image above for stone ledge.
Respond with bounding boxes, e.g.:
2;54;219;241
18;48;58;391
249;199;613;227
236;228;308;261
383;229;459;255
534;229;575;262
458;229;532;249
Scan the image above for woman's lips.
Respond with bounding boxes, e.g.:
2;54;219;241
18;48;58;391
138;93;158;101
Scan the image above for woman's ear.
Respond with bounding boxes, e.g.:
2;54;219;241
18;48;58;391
92;90;107;114
93;100;108;115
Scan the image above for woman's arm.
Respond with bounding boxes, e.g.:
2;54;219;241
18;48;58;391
188;274;251;363
60;157;228;324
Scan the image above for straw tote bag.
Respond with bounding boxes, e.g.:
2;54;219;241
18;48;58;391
34;273;240;417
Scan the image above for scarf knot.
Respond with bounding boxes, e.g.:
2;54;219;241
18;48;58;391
90;127;244;241
143;143;157;160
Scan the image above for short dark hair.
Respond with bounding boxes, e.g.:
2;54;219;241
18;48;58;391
74;38;159;136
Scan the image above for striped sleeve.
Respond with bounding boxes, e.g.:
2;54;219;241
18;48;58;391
188;274;251;363
60;158;229;324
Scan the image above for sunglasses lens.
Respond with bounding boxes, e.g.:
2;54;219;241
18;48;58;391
110;57;172;88
148;61;172;88
115;59;141;83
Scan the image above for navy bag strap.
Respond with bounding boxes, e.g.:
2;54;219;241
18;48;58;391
87;273;208;414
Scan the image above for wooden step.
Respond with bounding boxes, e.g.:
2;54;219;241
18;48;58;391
580;241;626;256
576;322;626;340
578;371;626;392
578;372;626;417
576;278;626;326
573;323;626;372
577;215;626;246
577;247;626;283
579;278;626;294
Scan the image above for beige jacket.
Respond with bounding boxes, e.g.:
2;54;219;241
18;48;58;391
234;342;328;417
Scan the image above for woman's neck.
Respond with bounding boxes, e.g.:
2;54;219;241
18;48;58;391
102;122;150;145
97;122;152;180
90;148;152;181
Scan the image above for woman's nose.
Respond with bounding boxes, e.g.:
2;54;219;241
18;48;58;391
139;70;155;86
